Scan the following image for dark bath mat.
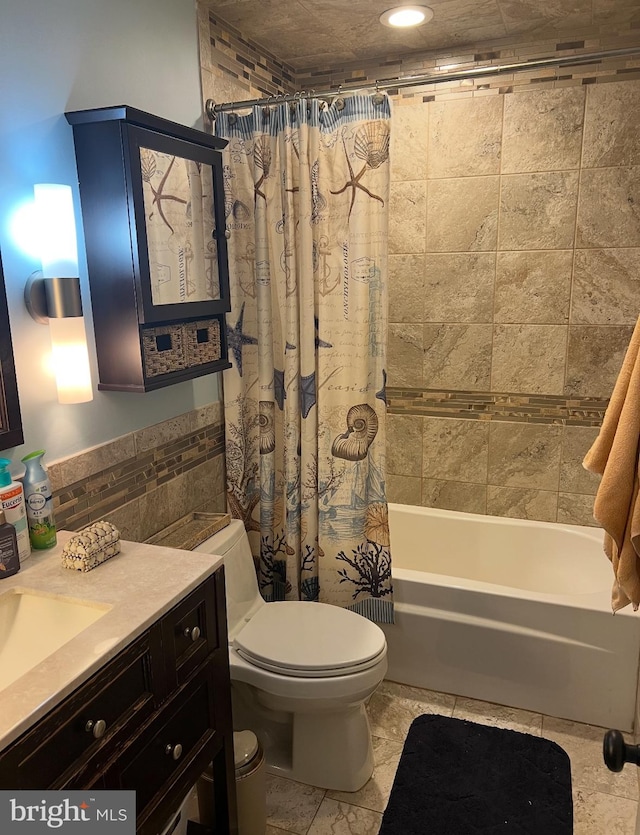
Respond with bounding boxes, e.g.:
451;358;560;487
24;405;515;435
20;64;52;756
379;714;573;834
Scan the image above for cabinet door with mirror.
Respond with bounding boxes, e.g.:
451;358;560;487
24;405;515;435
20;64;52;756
67;106;231;393
127;125;230;324
0;252;24;450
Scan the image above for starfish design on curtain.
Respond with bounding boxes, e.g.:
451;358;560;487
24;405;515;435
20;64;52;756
300;373;316;418
315;316;332;349
330;135;385;219
274;368;286;410
227;303;258;377
376;369;387;404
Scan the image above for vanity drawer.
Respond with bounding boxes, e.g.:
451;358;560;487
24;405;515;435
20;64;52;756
162;573;219;686
0;630;162;790
108;662;217;815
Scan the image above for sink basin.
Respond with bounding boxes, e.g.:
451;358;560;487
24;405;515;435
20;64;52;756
0;588;110;691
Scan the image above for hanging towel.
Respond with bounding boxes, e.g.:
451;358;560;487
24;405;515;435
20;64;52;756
583;318;640;612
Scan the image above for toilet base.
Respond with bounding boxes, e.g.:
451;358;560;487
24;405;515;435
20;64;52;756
231;682;375;792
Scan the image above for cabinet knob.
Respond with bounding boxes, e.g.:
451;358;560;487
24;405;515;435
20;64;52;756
85;719;107;739
165;742;183;761
603;729;640;772
183;625;201;642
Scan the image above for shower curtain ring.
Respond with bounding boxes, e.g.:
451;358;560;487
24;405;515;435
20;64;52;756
205;99;217;121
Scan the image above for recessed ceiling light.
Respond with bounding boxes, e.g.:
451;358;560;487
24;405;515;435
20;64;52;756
379;5;434;28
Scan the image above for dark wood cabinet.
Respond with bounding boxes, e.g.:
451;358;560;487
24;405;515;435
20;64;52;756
0;250;23;450
66;105;232;393
0;568;237;835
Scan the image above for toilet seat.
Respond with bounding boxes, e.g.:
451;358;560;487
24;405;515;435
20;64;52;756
233;601;387;678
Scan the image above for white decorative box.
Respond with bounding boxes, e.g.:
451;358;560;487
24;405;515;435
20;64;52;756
61;520;121;572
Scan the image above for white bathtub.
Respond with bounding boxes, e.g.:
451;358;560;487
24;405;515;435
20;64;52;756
382;503;640;731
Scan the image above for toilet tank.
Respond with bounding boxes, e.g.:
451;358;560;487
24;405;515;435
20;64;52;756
194;519;264;639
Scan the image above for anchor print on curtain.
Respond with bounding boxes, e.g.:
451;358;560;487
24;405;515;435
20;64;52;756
216;95;393;622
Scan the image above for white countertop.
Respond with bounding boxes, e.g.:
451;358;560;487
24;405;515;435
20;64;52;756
0;531;224;750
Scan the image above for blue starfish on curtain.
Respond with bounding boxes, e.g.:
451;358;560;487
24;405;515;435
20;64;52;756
315;316;332;350
274;368;286;410
227;303;258;377
376;369;387;404
300;373;316;419
297;318;333;418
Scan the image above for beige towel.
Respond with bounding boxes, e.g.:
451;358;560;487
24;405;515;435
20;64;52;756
583;318;640;612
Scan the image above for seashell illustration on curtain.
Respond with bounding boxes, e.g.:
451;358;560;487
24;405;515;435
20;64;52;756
354;122;390;170
216;94;393;622
331;404;379;461
259;401;276;454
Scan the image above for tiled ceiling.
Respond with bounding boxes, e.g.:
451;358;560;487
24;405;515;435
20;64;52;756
204;0;640;69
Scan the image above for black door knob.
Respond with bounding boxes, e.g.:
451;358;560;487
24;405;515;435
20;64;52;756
603;729;640;772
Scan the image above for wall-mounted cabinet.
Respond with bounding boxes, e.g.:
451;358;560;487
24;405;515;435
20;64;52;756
66;105;231;392
0;250;23;450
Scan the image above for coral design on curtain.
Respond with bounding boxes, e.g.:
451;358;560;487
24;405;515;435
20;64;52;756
216;95;393;622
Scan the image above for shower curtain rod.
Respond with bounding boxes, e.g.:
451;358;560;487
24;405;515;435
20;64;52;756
206;45;640;118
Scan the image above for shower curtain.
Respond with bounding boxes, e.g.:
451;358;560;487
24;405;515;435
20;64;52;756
216;94;393;622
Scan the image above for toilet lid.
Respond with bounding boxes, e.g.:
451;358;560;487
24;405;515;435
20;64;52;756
233;601;387;678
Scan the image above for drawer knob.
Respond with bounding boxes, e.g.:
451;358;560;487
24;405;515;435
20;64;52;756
183;625;201;642
85;719;107;739
165;742;183;761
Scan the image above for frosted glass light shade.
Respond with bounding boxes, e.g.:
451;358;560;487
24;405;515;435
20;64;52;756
379;5;433;27
48;317;93;404
33;184;79;278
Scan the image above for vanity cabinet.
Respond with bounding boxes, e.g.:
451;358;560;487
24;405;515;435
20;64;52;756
0;569;237;835
65;105;232;393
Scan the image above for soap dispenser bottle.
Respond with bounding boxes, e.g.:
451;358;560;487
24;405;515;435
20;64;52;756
21;450;57;550
0;509;20;577
0;458;30;564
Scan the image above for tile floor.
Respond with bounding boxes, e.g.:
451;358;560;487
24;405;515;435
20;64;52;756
264;680;639;834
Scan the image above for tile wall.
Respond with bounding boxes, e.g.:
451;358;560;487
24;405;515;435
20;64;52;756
198;8;640;526
48;402;226;543
199;7;296;118
387;77;640;524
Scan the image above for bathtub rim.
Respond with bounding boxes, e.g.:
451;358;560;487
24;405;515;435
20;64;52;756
387;502;625;616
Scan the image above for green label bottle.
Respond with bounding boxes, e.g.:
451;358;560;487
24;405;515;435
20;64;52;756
21;450;57;550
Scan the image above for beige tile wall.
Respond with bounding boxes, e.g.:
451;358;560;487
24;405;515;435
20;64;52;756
387;77;640;525
197;7;640;527
49;403;226;543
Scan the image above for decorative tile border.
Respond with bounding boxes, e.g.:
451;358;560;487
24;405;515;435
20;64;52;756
50;405;226;535
203;8;640;112
207;14;297;100
386;388;608;427
200;0;640;118
295;33;640;99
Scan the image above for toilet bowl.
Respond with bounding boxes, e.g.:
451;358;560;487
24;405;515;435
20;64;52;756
196;519;387;791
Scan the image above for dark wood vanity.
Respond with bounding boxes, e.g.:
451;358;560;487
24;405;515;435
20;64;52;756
0;568;238;835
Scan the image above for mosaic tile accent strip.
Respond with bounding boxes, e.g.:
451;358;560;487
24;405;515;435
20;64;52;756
52;416;225;534
295;35;640;100
204;9;640;112
386;388;608;427
207;14;296;100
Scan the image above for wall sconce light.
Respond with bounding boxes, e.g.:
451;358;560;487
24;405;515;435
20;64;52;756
24;184;93;404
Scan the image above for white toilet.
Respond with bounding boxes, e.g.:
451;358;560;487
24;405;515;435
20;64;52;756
196;519;387;792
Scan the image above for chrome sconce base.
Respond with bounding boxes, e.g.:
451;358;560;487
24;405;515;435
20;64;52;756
24;272;83;324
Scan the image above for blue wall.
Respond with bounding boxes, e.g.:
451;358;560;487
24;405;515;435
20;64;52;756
0;0;220;467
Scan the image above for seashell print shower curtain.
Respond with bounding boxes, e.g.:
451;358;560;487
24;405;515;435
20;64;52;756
216;95;393;622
